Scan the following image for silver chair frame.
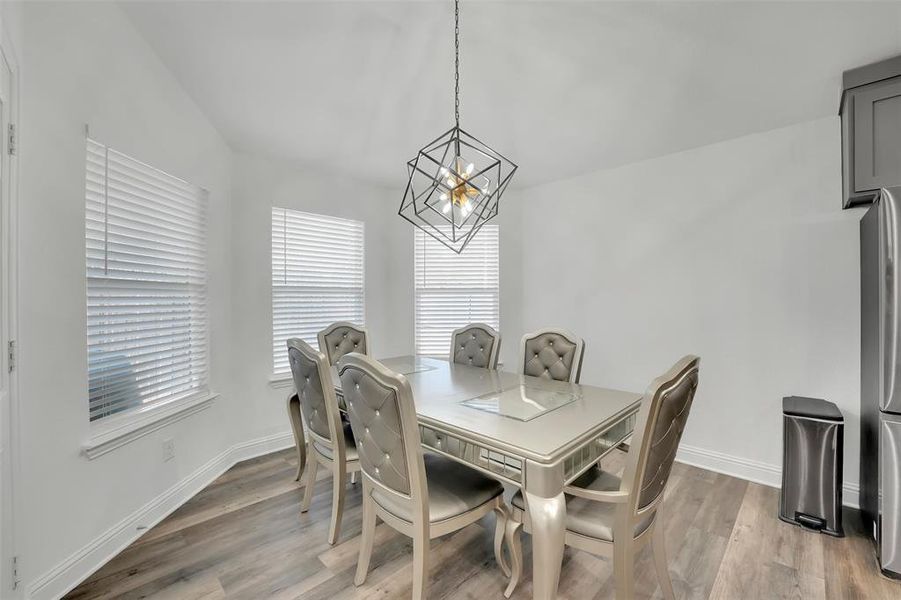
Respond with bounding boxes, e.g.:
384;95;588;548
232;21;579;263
338;353;516;600
285;338;361;545
449;322;502;369
317;321;370;366
519;327;586;383
506;355;700;599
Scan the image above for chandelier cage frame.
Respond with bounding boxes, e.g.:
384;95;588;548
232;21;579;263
397;0;518;254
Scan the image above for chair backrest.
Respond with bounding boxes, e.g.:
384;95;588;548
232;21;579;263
622;355;700;517
450;323;501;369
287;338;344;455
520;328;585;383
338;353;427;515
318;321;369;366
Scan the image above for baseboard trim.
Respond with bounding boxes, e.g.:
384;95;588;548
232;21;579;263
26;431;294;600
676;443;859;509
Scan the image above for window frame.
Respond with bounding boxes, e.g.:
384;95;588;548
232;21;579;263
270;207;366;380
414;224;500;357
83;138;213;455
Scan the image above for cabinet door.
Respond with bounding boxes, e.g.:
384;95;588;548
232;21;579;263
854;78;901;193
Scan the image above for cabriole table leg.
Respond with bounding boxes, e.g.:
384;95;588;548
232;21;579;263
524;461;566;600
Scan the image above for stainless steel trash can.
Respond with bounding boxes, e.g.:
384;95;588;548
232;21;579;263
779;396;844;536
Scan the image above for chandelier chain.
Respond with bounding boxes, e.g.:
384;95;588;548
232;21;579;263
454;0;460;128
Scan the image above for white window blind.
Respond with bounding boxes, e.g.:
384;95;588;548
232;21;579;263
85;138;209;422
271;208;365;375
414;225;499;356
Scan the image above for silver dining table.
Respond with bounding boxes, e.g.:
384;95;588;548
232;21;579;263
329;355;642;600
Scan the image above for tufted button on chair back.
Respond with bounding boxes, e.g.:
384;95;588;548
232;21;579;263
287;338;340;443
450;323;501;369
338;353;425;503
520;328;585;383
623;355;700;515
318;322;369;366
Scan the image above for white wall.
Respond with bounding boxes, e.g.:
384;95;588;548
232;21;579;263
16;3;238;595
498;204;524;368
512;116;862;497
0;0;22;59
229;152;413;443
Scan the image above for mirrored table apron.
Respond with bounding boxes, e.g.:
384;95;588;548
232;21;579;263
330;356;642;600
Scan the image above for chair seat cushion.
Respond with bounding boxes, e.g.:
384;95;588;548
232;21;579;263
511;467;653;542
312;423;359;462
372;454;503;524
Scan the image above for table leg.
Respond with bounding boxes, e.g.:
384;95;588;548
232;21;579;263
525;490;566;600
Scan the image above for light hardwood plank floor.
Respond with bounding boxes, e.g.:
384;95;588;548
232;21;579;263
64;449;901;600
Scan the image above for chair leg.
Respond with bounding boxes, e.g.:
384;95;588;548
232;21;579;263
652;522;676;600
301;453;318;513
328;463;346;545
613;541;634;600
504;520;523;599
286;395;306;482
350;471;357;484
294;442;306;482
493;505;511;577
354;490;377;586
412;524;430;600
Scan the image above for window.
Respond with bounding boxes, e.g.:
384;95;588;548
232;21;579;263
85;139;209;422
414;225;499;356
271;208;365;375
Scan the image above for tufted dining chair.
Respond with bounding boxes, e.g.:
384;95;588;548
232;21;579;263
338;353;517;600
449;323;501;369
318;321;369;366
520;328;585;383
286;338;361;545
504;355;701;599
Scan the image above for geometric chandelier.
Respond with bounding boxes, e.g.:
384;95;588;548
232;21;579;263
398;0;518;253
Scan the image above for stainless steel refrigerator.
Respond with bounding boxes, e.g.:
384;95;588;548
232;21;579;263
860;185;901;578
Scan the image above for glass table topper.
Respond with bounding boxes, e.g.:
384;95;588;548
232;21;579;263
460;384;581;421
390;357;438;376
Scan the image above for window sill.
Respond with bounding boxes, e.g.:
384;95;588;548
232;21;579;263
83;391;218;460
269;373;293;389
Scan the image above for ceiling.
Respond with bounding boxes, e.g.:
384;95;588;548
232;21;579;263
121;1;901;188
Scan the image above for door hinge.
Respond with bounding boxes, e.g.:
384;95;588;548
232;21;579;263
7;340;14;373
11;555;19;590
7;124;15;156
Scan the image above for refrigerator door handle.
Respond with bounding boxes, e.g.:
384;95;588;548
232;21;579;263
881;189;901;414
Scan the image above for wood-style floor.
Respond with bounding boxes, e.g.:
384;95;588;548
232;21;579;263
65;448;901;600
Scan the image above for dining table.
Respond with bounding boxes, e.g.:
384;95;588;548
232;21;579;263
329;355;643;600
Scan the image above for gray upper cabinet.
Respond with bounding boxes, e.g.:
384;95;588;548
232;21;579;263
841;55;901;208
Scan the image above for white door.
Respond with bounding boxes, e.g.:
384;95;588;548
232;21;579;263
0;44;16;596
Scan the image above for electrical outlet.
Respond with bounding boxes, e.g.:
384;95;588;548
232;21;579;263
162;438;175;462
